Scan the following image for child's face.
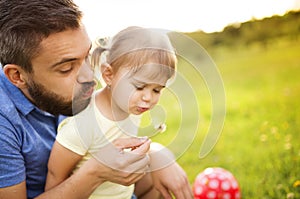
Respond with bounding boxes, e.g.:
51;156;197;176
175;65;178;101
110;64;171;116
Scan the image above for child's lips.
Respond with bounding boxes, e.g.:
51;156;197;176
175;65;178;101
137;107;149;113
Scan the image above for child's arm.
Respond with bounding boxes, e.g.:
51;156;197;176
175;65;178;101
45;141;83;191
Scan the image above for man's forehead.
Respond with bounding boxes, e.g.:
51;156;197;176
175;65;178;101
41;27;90;53
35;27;91;67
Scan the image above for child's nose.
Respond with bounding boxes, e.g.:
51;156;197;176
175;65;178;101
142;90;152;102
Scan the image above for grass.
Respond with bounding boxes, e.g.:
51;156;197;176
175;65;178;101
140;37;300;198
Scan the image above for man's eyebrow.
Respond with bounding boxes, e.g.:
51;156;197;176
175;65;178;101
50;44;92;68
51;58;78;68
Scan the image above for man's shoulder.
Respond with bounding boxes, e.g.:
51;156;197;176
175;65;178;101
0;73;34;117
0;85;18;117
0;91;22;148
0;96;20;140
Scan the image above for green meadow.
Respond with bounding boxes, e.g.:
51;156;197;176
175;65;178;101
140;36;300;198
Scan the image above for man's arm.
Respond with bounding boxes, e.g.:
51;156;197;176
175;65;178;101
0;171;102;199
0;137;151;199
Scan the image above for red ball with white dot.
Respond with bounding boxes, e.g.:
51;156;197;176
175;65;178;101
193;167;241;199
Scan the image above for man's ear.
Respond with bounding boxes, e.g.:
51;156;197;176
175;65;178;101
101;63;114;86
3;64;28;89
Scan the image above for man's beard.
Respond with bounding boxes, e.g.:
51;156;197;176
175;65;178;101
27;79;93;116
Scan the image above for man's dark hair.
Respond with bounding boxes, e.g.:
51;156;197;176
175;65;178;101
0;0;82;72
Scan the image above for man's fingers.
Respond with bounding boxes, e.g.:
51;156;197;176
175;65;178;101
183;186;194;199
117;151;150;173
91;140;150;173
171;180;193;199
156;184;172;199
131;139;151;154
115;170;147;186
113;136;149;149
86;138;152;187
173;189;185;199
183;180;194;199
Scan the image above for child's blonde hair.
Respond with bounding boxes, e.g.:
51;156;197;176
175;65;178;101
92;26;176;80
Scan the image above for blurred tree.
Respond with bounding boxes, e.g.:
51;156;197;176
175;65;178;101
185;10;300;49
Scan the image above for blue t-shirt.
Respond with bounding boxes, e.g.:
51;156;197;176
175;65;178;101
0;69;64;198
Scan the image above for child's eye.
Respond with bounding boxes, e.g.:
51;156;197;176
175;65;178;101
153;89;161;93
135;85;145;90
133;83;145;90
154;86;165;93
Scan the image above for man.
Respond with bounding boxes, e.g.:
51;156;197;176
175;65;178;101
0;0;193;198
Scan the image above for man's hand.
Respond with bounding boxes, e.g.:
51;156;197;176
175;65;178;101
151;162;193;199
149;143;194;199
35;137;151;199
87;137;151;186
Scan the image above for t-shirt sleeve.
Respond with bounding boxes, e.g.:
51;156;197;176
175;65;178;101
0;117;25;188
56;117;88;156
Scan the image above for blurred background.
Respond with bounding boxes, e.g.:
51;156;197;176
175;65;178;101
74;0;300;40
75;0;300;198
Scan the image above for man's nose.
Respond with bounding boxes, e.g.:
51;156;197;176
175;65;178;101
77;61;94;83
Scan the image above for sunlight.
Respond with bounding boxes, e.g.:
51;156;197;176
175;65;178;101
74;0;298;40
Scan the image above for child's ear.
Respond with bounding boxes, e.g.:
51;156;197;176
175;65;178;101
3;64;28;89
101;63;114;86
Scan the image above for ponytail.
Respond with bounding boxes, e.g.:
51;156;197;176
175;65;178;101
91;46;109;69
